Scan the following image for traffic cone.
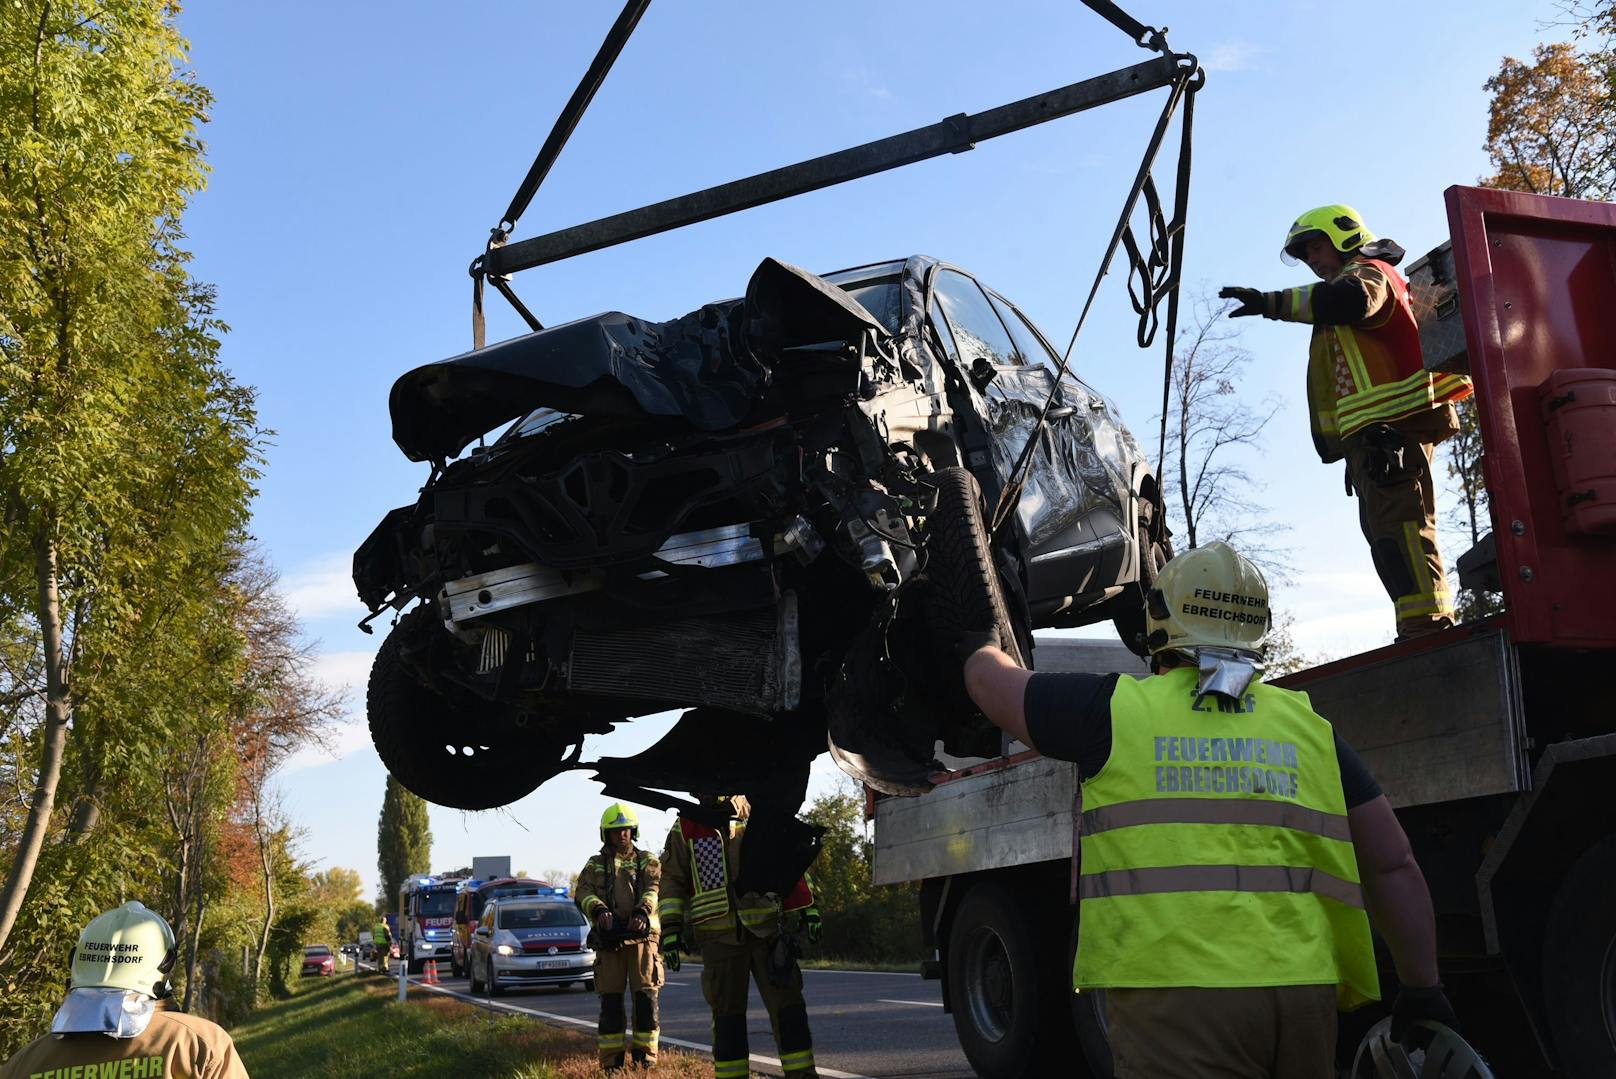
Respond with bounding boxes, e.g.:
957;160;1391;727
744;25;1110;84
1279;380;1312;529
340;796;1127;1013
424;959;440;985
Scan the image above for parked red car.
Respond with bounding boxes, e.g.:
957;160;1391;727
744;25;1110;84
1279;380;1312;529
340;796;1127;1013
300;944;335;977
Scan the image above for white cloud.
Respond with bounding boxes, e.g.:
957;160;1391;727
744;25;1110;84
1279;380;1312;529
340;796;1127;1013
1202;42;1261;73
281;551;367;622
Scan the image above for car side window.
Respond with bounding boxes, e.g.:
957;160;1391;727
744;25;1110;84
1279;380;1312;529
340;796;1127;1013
988;291;1061;368
932;269;1017;368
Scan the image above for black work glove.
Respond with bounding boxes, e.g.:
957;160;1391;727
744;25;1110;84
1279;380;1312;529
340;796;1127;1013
954;628;1000;665
1218;286;1271;318
660;931;682;972
1343;461;1354;497
1391;984;1459;1043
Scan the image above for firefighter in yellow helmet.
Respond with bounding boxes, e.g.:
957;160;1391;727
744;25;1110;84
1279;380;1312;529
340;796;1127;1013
954;542;1458;1077
659;794;821;1079
1219;206;1473;640
575;802;662;1070
0;901;250;1079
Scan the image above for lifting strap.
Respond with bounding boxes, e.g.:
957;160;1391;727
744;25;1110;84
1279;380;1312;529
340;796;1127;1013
472;0;654;347
990;56;1201;540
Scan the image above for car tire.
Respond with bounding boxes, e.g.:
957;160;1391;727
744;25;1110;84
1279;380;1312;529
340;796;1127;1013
584;978;595;992
487;967;505;998
1540;834;1616;1077
923;467;1028;758
1111;494;1171;658
468;956;484;994
368;605;563;810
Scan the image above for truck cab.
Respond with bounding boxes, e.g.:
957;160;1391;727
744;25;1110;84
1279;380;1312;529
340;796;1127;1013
398;874;465;974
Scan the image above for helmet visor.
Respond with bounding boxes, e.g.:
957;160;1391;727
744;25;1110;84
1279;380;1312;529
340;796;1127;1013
1281;230;1323;266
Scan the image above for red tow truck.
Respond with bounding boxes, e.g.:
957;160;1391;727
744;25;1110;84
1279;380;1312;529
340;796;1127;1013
870;185;1616;1077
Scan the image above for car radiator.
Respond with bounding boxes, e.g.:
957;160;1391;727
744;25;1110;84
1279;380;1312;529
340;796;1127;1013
566;593;800;714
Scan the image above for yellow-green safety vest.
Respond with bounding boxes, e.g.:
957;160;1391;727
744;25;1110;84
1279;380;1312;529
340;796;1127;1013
1075;667;1380;1010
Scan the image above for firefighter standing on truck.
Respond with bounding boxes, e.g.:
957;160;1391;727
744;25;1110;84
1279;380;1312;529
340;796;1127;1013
576;802;663;1070
659;795;822;1079
0;901;250;1079
1219;206;1473;640
956;542;1465;1078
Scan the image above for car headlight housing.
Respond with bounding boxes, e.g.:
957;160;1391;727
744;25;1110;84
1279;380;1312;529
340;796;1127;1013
495;944;516;956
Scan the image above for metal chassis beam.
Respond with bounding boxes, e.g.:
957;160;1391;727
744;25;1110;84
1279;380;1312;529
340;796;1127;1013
474;54;1185;279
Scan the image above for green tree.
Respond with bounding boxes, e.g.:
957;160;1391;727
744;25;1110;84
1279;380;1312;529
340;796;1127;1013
377;776;432;910
801;786;923;964
0;0;260;962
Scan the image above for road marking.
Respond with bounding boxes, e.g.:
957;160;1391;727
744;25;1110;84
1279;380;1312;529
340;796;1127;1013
414;978;875;1079
877;999;943;1008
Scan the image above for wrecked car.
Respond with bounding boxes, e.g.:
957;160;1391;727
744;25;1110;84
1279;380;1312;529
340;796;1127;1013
353;255;1168;812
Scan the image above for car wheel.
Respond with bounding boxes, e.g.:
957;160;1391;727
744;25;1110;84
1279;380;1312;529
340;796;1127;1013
487;966;505;998
1541;834;1616;1077
368;605;567;810
584;978;595;992
1111;494;1171;658
468;956;484;994
923;467;1028;758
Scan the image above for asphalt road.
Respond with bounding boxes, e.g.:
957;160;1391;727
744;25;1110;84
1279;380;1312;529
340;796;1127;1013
364;959;973;1078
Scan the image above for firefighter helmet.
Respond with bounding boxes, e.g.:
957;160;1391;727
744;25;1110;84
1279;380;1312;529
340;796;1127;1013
1351;1018;1495;1079
69;902;178;999
1145;541;1270;657
1282;204;1375;264
599;802;640;842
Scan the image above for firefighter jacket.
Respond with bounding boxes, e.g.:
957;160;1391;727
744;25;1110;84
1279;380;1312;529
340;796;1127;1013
658;816;814;940
0;1001;250;1079
1073;667;1379;1010
1266;257;1471;462
575;845;661;940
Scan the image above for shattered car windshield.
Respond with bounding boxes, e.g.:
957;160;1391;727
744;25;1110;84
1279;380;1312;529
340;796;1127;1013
821;263;903;334
501;407;571;443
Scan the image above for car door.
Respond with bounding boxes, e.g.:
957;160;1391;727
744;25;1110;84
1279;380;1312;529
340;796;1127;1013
928;269;1125;615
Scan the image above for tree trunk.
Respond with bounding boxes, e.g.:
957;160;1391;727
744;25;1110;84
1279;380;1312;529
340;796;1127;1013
250;801;274;1000
182;879;206;1013
0;531;74;954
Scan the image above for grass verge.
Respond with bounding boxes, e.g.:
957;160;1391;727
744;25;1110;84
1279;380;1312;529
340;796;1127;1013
797;957;922;974
231;972;708;1079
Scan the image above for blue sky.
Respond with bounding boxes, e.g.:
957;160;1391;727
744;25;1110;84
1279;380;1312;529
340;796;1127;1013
174;0;1557;901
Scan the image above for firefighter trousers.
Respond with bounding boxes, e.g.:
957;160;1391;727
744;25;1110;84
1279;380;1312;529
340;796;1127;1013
1105;984;1337;1078
700;933;817;1079
1345;408;1458;637
595;941;662;1068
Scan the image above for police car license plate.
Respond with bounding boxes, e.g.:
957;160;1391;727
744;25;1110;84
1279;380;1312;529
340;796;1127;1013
540;959;570;969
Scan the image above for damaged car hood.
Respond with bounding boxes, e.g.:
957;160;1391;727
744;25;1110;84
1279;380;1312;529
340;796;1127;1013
389;257;889;462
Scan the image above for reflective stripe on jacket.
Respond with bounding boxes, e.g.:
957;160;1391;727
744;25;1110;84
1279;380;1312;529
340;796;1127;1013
1296;258;1471;461
1074;667;1379;1010
658;816;814;939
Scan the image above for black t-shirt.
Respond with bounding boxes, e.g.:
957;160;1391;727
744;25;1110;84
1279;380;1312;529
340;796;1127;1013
1022;672;1382;809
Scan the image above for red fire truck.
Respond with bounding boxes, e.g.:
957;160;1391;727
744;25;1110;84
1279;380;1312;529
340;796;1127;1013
870;186;1616;1077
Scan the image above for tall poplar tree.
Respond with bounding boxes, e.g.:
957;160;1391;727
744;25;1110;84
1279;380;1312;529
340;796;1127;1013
377;776;432;910
0;0;259;955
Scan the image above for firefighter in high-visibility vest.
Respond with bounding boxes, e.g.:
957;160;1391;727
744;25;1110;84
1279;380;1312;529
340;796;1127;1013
958;542;1463;1078
575;802;663;1070
0;902;250;1079
371;920;392;975
1220;206;1473;640
659;795;822;1079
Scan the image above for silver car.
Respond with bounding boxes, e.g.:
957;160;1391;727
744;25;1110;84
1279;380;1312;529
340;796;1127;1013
468;896;594;996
